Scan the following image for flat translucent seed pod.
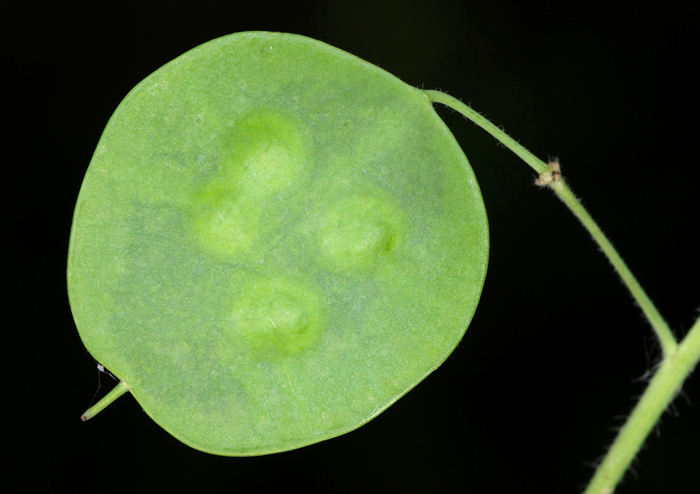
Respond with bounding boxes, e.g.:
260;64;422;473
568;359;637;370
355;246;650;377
68;31;489;455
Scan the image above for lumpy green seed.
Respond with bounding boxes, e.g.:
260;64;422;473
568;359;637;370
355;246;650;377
232;277;325;355
191;111;307;259
194;197;258;258
238;144;295;194
225;111;306;197
317;194;404;273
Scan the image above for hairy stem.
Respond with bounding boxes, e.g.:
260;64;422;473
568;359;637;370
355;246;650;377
584;315;700;494
81;380;130;421
423;89;548;175
422;89;700;493
549;180;677;355
423;89;677;355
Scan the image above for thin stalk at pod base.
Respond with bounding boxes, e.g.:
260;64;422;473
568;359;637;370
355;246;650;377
81;380;130;421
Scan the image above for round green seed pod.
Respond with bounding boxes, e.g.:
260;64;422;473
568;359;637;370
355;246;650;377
68;31;489;455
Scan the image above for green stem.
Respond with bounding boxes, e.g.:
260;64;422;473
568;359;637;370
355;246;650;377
423;89;549;175
549;180;677;356
81;380;130;421
423;89;700;493
583;315;700;494
423;89;677;356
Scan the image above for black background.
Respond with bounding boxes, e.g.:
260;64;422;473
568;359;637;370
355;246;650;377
5;1;699;493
